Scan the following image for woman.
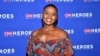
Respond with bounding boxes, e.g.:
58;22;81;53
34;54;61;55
26;4;74;56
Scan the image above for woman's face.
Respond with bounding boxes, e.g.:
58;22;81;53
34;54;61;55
42;6;57;26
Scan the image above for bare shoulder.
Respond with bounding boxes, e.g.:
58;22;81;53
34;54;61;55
31;29;41;37
56;27;69;39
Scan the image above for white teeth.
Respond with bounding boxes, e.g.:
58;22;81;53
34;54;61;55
47;19;51;21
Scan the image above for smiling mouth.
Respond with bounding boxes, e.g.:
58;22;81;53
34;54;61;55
46;19;52;22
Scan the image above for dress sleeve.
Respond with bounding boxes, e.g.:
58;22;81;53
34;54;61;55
26;35;34;56
64;38;74;56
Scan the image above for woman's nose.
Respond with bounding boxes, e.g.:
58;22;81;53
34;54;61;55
47;14;52;19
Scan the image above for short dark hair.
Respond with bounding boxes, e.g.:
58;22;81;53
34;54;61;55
42;4;58;27
43;4;58;13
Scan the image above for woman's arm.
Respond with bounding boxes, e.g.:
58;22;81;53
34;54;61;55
64;32;74;56
26;34;34;56
64;37;74;56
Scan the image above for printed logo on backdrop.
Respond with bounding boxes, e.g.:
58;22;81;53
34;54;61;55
84;0;100;2
3;0;34;3
65;12;92;19
64;29;74;34
84;28;100;34
4;30;32;37
25;13;42;19
0;48;15;54
0;14;14;20
45;0;74;3
73;44;93;50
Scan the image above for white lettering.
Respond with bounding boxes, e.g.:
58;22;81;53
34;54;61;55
73;45;93;50
0;14;14;19
0;48;15;54
64;29;74;34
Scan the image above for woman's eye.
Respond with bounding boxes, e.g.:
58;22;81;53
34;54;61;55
45;12;48;14
52;14;56;16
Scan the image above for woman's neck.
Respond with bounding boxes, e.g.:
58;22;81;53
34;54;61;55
42;25;56;31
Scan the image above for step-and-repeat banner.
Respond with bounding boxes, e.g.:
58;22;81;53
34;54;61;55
0;0;100;56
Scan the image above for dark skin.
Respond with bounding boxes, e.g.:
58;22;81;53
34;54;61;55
31;6;69;43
